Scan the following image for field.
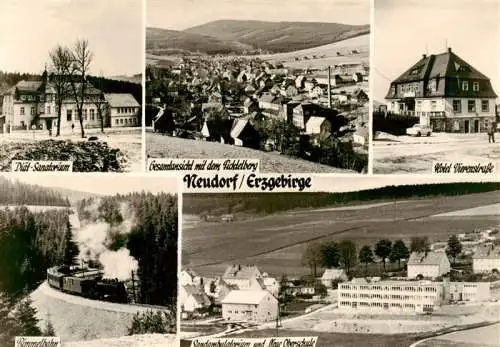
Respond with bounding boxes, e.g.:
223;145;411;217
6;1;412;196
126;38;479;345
259;34;369;69
182;191;500;277
64;334;176;347
147;20;369;56
373;133;500;174
146;132;353;173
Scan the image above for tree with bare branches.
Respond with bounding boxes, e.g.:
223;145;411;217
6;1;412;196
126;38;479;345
48;46;72;136
67;39;93;138
93;75;106;133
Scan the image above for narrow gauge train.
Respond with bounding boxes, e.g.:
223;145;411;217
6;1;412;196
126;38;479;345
47;265;128;304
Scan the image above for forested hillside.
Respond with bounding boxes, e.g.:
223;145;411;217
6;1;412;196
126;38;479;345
0;177;70;207
184;182;500;215
0;207;74;297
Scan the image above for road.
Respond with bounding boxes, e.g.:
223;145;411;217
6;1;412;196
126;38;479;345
373;133;500;174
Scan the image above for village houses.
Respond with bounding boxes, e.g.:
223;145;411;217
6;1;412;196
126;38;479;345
472;245;500;273
407;251;451;279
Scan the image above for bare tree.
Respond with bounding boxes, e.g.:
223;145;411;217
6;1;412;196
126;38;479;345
93;74;106;133
48;46;72;136
67;39;93;138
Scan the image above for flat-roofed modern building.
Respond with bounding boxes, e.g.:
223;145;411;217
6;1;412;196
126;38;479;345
338;278;444;314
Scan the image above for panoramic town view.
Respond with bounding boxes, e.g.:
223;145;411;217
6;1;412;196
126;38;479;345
180;182;500;347
0;0;143;172
0;174;178;347
145;0;370;173
372;0;500;174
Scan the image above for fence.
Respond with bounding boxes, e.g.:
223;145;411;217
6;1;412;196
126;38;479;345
373;111;419;136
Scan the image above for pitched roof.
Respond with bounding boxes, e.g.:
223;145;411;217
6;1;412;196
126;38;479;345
388;48;497;99
221;290;272;305
230;119;250;139
16;80;42;92
321;268;346;280
223;264;261;280
104;93;139;108
408;251;448;266
305;116;327;132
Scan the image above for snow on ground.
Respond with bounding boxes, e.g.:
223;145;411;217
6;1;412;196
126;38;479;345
431;203;500;217
31;282;167;342
0;128;142;172
413;323;500;347
254;297;500;335
63;334;176;347
373;133;500;174
146;132;354;173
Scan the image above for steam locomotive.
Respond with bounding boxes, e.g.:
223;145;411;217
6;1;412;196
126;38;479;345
47;265;128;304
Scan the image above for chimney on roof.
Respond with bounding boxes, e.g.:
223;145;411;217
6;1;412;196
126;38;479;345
448;47;452;53
422;54;427;59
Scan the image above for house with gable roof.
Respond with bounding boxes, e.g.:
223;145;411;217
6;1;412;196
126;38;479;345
407;251;450;279
385;48;497;133
221;289;278;322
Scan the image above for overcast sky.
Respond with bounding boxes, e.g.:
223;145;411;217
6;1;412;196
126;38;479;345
147;0;369;30
0;0;143;76
2;174;178;195
373;0;500;102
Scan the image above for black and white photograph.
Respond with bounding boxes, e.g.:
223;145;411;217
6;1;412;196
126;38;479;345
372;0;500;174
0;0;143;172
180;179;500;347
0;174;178;347
145;0;370;173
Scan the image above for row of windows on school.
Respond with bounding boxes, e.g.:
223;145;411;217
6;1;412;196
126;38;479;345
340;285;439;292
340;292;437;300
339;301;434;310
18;106;137;117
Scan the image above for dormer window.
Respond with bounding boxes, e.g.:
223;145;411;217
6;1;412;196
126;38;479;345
462;81;468;91
473;82;479;91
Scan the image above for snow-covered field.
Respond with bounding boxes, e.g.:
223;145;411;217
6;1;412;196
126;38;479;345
373;133;500;174
432;203;500;217
64;334;176;347
0;128;142;172
31;282;168;342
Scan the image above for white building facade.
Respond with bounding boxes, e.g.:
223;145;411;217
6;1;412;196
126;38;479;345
472;246;500;273
407;251;451;279
221;290;278;322
338;279;444;314
2;79;139;133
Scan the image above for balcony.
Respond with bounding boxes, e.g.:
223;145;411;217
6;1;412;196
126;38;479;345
428;111;446;119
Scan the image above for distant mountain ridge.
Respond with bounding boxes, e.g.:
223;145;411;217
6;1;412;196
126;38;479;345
146;19;369;55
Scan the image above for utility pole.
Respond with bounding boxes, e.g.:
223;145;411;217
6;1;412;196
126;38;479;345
328;65;332;109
